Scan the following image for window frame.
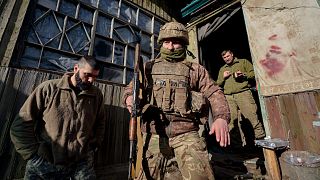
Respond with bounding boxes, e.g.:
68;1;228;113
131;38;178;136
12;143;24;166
12;0;167;85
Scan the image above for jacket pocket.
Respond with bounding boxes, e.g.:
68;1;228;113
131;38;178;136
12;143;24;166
153;86;164;108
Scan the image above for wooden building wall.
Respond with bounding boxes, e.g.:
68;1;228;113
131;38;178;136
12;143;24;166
0;0;186;179
264;91;320;153
242;0;320;153
127;0;181;21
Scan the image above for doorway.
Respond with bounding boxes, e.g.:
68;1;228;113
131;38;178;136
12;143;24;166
197;7;267;178
198;7;251;82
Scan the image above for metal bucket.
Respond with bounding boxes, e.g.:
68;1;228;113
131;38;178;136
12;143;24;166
280;150;320;180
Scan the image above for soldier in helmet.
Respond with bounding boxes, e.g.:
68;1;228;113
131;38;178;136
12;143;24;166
123;21;230;180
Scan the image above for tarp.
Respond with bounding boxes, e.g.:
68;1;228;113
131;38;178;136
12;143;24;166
197;7;241;65
197;7;241;41
242;0;320;96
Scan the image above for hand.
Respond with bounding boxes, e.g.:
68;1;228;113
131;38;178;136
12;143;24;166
125;95;133;113
223;71;231;79
209;118;230;147
234;70;244;78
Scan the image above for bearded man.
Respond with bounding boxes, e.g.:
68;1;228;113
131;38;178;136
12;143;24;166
10;56;106;179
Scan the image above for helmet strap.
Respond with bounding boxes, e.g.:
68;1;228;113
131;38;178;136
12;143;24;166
186;49;196;59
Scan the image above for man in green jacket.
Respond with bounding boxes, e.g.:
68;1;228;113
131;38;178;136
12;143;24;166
217;50;265;150
10;56;106;179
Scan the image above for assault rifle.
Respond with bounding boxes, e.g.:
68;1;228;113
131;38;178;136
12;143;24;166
128;41;143;180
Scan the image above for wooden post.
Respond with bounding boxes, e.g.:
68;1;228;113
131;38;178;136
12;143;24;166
263;148;281;180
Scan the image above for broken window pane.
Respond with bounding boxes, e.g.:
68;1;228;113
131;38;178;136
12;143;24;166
101;66;123;84
96;15;111;37
78;5;94;24
59;0;77;17
20;46;41;68
66;23;90;53
141;33;151;52
34;11;61;45
138;12;152;33
113;22;137;43
120;2;137;25
114;42;125;65
126;47;134;68
94;37;113;63
41;50;77;71
99;0;119;16
38;0;57;10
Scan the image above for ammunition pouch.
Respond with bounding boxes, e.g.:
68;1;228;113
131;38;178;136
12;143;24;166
146;59;209;125
143;91;209;125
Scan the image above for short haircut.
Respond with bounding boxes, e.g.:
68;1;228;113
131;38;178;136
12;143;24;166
78;56;100;70
221;50;233;56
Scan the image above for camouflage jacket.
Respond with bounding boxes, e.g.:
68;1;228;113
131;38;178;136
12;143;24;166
123;59;230;137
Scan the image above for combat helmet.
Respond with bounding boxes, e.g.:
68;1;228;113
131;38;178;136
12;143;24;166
158;21;189;45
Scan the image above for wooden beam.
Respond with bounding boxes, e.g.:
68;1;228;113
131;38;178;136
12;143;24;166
263;148;281;180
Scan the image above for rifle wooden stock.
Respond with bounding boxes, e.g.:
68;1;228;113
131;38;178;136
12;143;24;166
128;43;141;180
128;115;136;180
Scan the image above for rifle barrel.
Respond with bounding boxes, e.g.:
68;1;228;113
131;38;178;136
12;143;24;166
128;41;141;180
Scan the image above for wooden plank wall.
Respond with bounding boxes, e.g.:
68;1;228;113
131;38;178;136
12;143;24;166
128;0;179;21
0;67;130;179
264;91;320;153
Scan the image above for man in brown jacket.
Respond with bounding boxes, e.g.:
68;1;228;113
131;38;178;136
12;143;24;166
10;56;106;179
123;22;230;180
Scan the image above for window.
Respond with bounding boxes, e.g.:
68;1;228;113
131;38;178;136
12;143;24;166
16;0;165;84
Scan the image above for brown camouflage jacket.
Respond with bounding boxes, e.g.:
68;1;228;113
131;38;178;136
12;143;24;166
123;59;230;137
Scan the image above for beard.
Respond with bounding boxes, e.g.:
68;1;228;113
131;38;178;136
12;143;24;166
75;72;92;91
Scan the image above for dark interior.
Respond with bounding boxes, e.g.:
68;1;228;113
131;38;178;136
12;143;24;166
198;8;252;82
199;8;264;153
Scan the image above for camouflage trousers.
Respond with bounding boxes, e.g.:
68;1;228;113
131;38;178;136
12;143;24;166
136;131;214;180
225;90;266;148
24;152;95;180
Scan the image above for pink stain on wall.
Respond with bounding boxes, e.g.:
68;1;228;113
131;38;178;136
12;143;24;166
260;34;299;77
269;45;282;54
260;53;285;76
268;34;278;40
260;34;286;76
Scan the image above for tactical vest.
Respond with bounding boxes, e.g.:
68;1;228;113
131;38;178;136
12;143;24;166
148;59;192;117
